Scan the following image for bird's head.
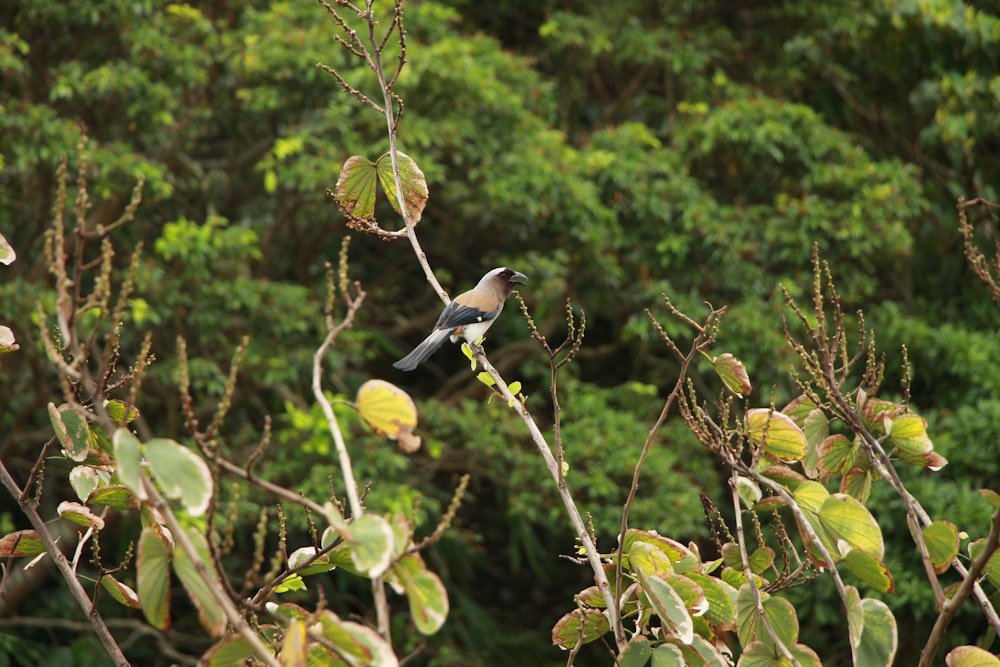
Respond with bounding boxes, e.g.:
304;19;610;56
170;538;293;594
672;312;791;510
479;267;528;296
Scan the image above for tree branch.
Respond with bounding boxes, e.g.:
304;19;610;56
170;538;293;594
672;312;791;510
472;349;626;652
919;505;1000;667
0;461;130;667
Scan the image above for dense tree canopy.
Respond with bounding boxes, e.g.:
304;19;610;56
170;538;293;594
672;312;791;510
1;1;999;665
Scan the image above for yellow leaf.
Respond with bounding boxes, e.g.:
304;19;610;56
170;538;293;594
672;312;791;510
279;619;308;667
355;380;417;441
746;408;807;461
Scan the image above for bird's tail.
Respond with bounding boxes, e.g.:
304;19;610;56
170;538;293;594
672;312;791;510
393;329;452;371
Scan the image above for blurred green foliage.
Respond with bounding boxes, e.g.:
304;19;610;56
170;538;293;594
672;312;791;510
2;0;999;664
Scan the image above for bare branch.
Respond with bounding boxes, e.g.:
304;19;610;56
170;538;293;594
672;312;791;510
471;348;626;652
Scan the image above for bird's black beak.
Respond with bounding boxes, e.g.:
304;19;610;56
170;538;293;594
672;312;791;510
511;271;528;286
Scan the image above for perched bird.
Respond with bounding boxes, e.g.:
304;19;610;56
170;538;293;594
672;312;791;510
393;267;528;371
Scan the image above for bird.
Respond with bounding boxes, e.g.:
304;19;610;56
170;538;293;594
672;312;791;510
393;267;528;371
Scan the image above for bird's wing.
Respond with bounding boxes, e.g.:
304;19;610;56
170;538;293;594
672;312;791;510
434;291;501;330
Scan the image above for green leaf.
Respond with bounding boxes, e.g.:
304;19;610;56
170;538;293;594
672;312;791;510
759;465;807;491
263;169;278;194
49;402;91;462
406;569;449;635
388;514;412;562
203;637;255;667
104;399;140;425
818;434;856;479
746;409;806;461
792;481;829;514
842;548;895;593
735;584;799;651
640;573;694;644
112;429;144;500
673;634;731;666
145;438;213;516
621;529;699;572
0;530;46;557
551;608;611;649
923;520;959;574
711;352;752;397
781;395;820;426
375;151;429;223
968;539;1000;589
846;585;898;667
100;575;141;608
651;643;685;667
334;155;378;221
314;609;399;666
800;409;829;479
686;572;737;628
574;585;607;609
819;493;883;558
173;526;226;637
945;646;1000;667
273;574;305;594
885;413;932;458
69;466;101;503
736;476;762;509
620;637;652;667
287;546;338;576
628;541;675;577
661;574;708;617
721;542;743;570
87;484;138;510
840;466;873;503
739;640;823;667
799;510;841;567
137;526;172;630
979;489;1000;509
884;412;947;470
324;501;349;537
862;398;904;433
748;547;775;575
57;501;105;529
348;513;395;577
